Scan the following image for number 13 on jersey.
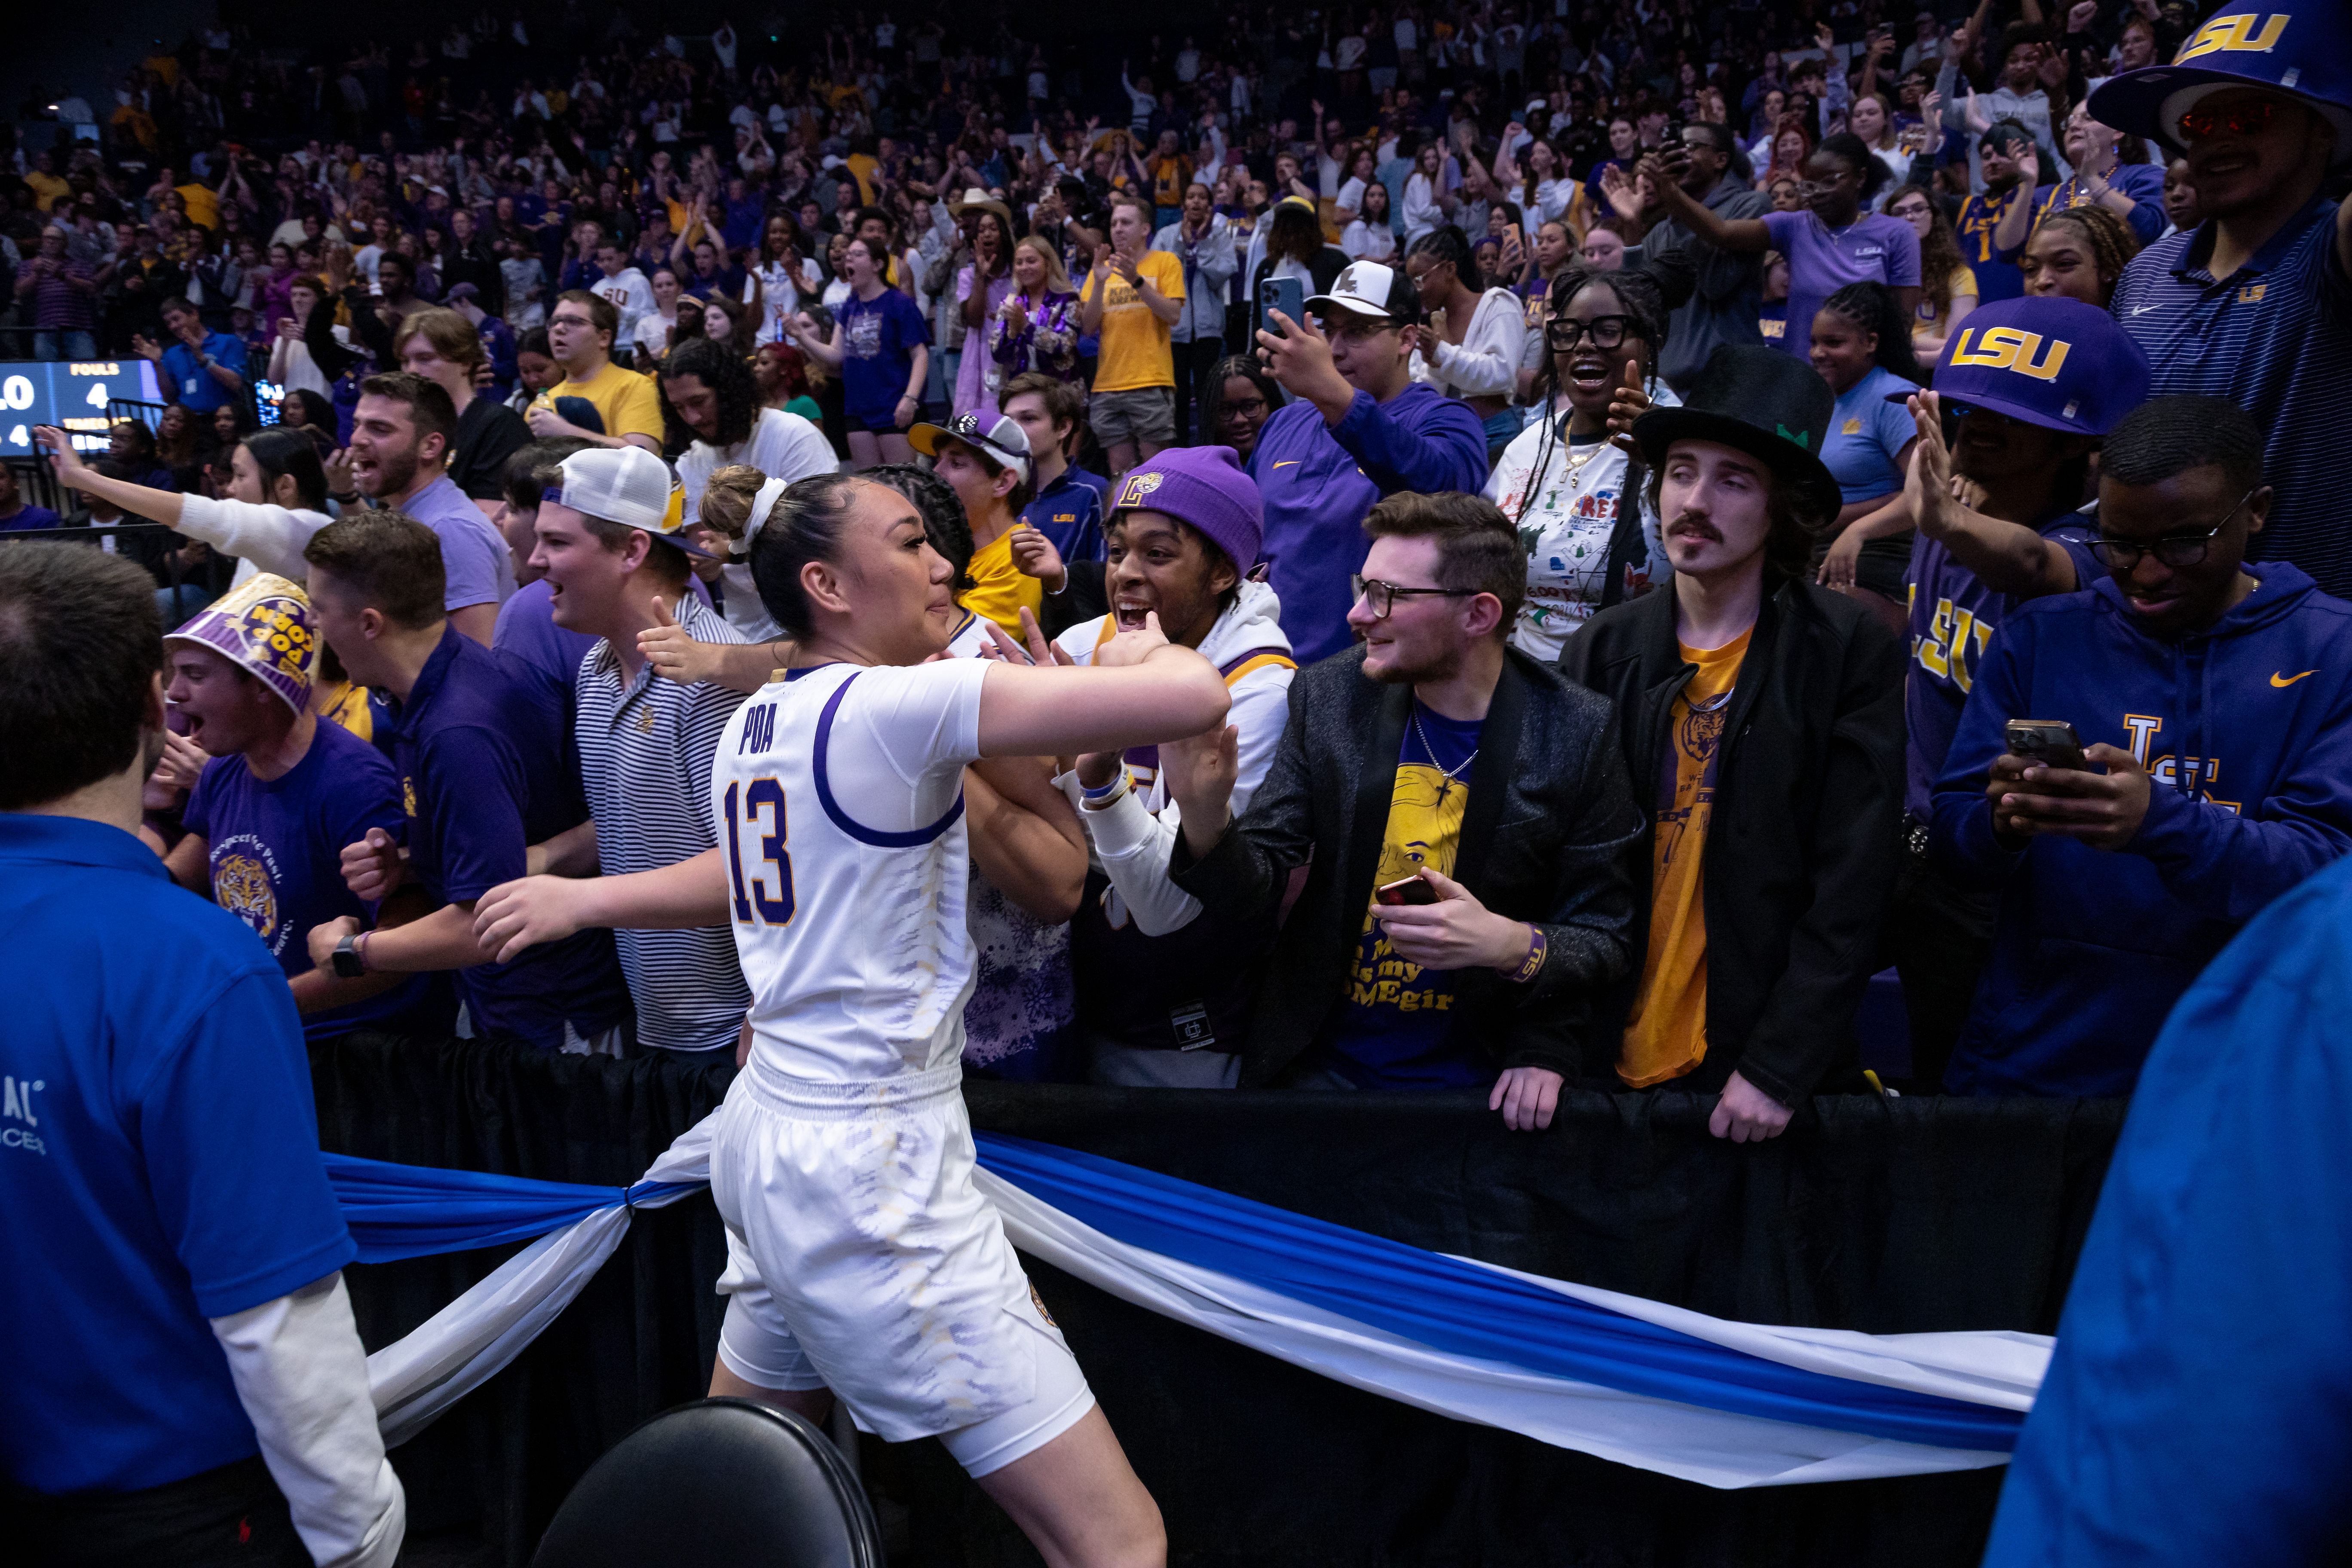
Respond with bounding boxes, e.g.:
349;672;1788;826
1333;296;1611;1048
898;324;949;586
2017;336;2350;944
723;778;796;926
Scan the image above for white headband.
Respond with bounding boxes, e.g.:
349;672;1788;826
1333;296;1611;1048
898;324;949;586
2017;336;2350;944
732;477;790;559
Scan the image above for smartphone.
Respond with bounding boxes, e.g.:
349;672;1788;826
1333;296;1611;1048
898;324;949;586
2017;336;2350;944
1376;874;1439;907
253;379;285;428
2006;719;2088;772
1257;276;1304;341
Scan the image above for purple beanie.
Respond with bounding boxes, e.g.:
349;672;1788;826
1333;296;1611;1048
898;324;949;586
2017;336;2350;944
1109;445;1264;574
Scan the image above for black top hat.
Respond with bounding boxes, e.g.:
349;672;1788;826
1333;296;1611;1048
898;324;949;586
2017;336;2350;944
1629;345;1842;526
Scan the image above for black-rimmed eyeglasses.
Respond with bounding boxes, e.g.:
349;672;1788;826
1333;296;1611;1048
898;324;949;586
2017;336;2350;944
2090;484;2260;570
1546;314;1635;351
1352;576;1480;619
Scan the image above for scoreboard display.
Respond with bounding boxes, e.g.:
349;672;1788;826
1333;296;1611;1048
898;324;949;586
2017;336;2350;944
0;360;165;455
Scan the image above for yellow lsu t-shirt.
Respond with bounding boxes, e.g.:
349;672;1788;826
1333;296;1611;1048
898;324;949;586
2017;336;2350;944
531;360;665;446
1618;628;1751;1088
958;525;1044;634
1081;251;1186;393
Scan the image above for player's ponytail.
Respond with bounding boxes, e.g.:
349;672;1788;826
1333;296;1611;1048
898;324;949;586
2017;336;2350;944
696;464;772;545
747;470;869;639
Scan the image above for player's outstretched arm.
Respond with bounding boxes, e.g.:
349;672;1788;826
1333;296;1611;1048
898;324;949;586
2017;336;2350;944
975;612;1230;760
472;848;729;963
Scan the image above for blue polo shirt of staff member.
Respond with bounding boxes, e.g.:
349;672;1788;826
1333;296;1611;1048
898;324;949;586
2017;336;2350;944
0;546;402;1566
1248;259;1490;665
135;294;250;416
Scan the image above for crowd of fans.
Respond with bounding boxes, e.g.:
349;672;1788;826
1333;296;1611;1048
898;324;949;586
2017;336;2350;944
6;2;2352;1558
3;0;2347;1122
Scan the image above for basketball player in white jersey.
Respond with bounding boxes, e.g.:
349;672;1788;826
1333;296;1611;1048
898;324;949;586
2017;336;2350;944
473;472;1229;1566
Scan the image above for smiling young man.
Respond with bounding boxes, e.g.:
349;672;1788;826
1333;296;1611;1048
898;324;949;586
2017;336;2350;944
341;372;515;646
1248;260;1490;664
510;445;753;1056
1163;490;1641;1127
1930;395;2352;1098
910;411;1052;634
1044;446;1295;1086
2089;5;2352;598
1561;345;1905;1140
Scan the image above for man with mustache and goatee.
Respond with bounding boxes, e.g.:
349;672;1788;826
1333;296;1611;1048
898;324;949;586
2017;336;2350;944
1560;345;1904;1142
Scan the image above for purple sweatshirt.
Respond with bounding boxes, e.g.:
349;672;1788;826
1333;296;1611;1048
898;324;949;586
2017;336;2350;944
1249;381;1490;664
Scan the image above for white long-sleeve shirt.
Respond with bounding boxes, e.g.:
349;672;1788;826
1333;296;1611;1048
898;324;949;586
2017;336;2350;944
1415;287;1530;400
1401;172;1444;243
172;496;336;589
211;1273;404;1568
1051;581;1295;937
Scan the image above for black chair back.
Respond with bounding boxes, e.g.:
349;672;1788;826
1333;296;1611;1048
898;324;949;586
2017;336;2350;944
531;1398;882;1568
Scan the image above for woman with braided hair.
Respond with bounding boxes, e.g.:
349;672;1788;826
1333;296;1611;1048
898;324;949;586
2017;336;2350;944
1404;224;1531;458
1483;262;1680;659
2020;204;2141;310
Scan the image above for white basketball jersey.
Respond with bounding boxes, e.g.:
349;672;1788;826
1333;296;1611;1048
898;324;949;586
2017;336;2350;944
710;658;990;1082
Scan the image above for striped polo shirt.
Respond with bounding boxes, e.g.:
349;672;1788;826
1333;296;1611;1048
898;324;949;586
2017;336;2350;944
574;595;752;1052
2111;196;2352;597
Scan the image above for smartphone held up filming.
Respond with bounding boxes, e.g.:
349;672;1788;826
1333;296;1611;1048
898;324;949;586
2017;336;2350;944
1257;276;1305;340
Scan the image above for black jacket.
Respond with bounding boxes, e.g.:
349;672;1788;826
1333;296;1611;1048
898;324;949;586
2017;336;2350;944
1558;572;1905;1105
1172;645;1644;1087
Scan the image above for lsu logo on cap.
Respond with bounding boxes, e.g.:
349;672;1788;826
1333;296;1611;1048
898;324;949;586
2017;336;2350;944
1117;472;1166;508
1950;326;2072;381
2177;12;2290;61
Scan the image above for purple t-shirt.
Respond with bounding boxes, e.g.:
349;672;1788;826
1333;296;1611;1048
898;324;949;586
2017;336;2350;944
392;474;518;613
1761;208;1922;361
1902;509;2103;818
493;577;601;695
382;627;628;1047
835;286;932;426
181;718;444;1040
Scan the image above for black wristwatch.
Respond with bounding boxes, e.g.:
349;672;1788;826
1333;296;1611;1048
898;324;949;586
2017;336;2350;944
332;932;368;979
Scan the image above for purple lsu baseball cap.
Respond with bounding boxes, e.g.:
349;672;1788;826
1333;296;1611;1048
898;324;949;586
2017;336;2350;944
1109;444;1265;574
1887;295;2150;437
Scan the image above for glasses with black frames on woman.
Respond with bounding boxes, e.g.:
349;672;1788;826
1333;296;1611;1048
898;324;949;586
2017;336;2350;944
2089;483;2263;570
1351;576;1481;618
1546;314;1638;352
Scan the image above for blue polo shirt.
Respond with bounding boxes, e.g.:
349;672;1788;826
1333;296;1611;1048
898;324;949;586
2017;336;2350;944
0;812;355;1495
2113;196;2352;598
382;627;628;1048
1020;465;1110;564
161;328;249;415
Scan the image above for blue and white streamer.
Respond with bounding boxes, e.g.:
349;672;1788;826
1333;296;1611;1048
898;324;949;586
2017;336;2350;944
335;1117;2046;1488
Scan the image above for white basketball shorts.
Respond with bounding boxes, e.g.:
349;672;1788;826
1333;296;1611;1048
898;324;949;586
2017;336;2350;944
708;1057;1095;1477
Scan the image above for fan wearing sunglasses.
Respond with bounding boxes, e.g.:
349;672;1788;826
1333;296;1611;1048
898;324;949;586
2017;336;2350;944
2087;3;2352;600
1930;394;2352;1103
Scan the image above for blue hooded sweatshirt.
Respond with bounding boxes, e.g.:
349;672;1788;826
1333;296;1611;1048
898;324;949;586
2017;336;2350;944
1931;561;2352;1097
1250;381;1490;665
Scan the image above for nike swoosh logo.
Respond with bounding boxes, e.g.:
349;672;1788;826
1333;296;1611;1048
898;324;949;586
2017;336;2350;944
2272;670;2320;687
2128;304;2161;315
1272;460;1300;469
